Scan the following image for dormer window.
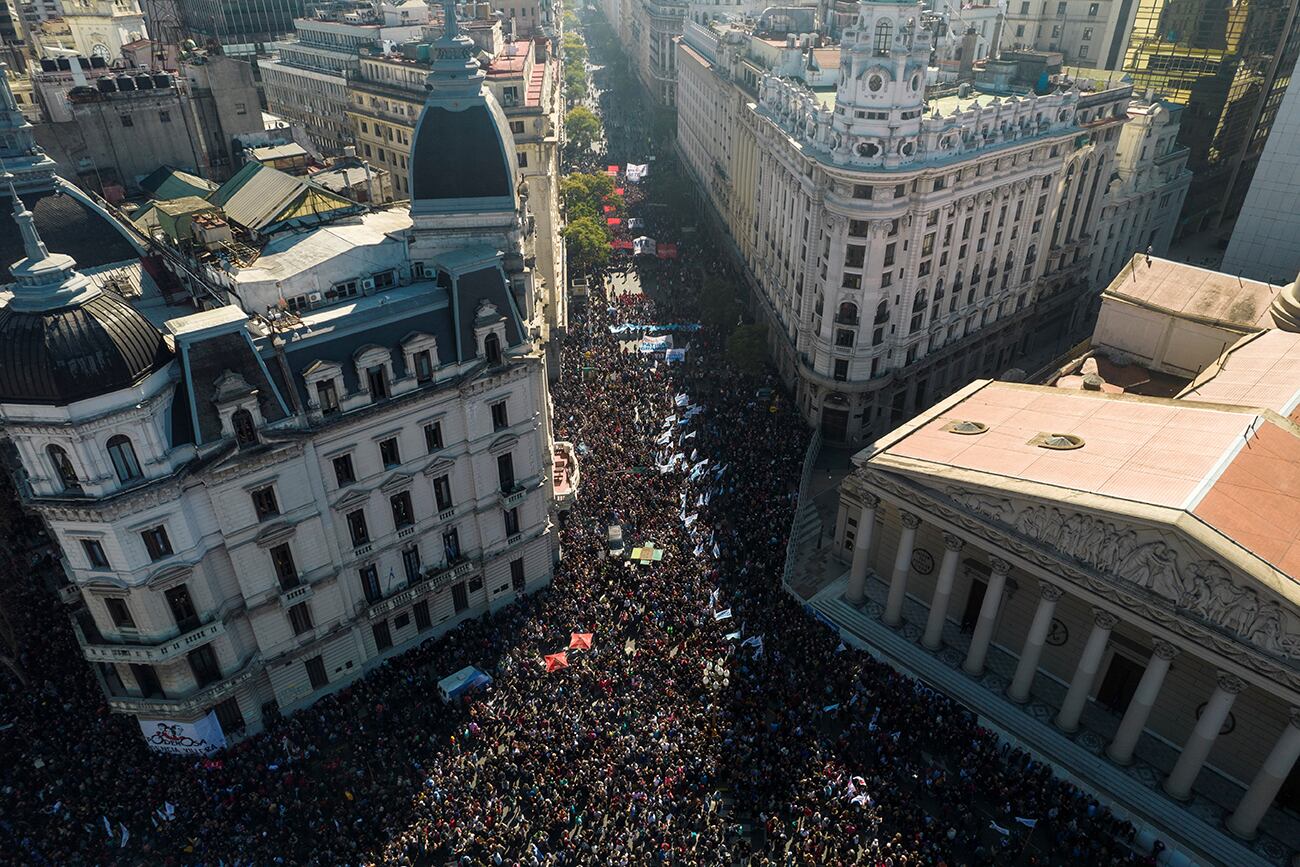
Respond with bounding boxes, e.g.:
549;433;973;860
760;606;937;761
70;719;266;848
413;350;434;383
107;436;142;484
232;409;257;447
316;379;340;415
47;445;81;493
484;332;503;365
367;365;389;399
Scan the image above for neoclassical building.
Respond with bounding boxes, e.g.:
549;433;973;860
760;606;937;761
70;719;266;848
0;0;559;748
811;312;1300;862
676;1;1173;445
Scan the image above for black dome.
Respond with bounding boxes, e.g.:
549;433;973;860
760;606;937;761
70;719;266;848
0;190;139;284
0;292;173;405
411;105;512;201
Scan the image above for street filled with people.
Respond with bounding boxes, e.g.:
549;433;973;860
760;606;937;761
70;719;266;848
0;11;1170;867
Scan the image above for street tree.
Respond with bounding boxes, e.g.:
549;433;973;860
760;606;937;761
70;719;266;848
726;324;769;375
563;216;611;272
565;106;603;156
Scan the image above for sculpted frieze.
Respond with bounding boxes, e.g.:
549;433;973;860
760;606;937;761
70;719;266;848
944;488;1300;662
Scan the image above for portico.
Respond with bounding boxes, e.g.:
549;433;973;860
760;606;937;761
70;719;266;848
820;379;1300;867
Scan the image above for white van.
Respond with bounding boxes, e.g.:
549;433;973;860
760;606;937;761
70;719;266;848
437;666;492;703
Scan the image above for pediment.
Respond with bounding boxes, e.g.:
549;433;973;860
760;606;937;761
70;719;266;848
333;488;371;511
940;485;1300;663
379;471;414;494
423;456;456;476
254;520;296;548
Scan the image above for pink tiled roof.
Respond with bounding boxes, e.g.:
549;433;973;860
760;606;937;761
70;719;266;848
1179;329;1300;424
1194;421;1300;580
525;60;544;107
885;383;1254;509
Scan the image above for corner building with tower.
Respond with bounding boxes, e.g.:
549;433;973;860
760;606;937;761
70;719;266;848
0;1;559;746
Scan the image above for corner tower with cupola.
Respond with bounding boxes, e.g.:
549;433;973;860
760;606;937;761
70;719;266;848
832;0;932;168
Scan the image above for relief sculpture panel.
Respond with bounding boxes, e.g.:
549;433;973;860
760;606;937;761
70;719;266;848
945;489;1300;661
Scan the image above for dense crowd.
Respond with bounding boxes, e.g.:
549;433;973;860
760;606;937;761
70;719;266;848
0;12;1170;867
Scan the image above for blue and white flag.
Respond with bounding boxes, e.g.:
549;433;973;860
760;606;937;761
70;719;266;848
675;393;690;407
714;608;732;621
1014;816;1037;829
724;631;741;640
990;821;1011;836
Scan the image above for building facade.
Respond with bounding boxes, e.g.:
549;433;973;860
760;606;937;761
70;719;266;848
678;0;1136;445
1001;0;1133;68
630;0;686;104
812;268;1300;861
1085;96;1190;294
1121;0;1300;235
0;0;562;746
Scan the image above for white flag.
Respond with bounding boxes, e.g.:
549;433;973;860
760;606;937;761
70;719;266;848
990;821;1011;836
119;823;130;848
1014;816;1037;828
714;608;732;621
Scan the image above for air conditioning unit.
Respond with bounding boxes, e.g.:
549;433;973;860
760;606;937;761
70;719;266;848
308;291;323;303
361;278;376;290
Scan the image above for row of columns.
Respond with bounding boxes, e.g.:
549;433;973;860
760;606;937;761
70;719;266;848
842;494;1300;840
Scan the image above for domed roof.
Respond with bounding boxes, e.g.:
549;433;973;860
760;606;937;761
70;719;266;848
0;291;173;405
411;104;514;202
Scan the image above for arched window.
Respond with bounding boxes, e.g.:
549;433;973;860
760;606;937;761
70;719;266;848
837;301;858;324
106;436;142;484
912;288;927;312
874;20;892;56
874;299;889;324
933;278;945;301
47;445;81;492
232;409;257;447
484;332;502;365
1026;244;1038;264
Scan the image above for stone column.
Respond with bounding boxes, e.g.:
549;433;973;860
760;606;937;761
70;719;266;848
963;556;1011;676
1107;639;1179;765
1007;582;1064;703
922;533;964;650
845;493;880;607
1227;709;1300;839
883;511;920;627
1055;608;1120;732
1164;672;1246;801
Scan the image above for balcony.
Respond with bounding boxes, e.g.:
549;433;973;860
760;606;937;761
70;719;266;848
281;582;313;606
501;483;528;507
365;556;478;618
106;653;261;717
76;617;226;666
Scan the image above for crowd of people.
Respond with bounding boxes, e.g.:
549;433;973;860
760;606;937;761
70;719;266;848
0;10;1172;867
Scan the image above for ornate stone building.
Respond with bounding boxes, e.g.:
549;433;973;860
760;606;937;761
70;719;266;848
677;0;1139;445
0;0;561;748
809;289;1300;862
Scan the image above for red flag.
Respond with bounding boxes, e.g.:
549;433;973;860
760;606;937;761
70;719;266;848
544;652;569;672
607;217;621;225
656;243;678;259
569;632;593;651
607;165;620;173
614;187;625;196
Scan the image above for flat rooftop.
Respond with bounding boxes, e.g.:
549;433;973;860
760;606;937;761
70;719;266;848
1179;329;1300;424
1107;255;1282;330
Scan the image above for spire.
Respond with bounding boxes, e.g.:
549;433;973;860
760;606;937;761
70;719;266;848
425;0;484;98
0;63;19;114
5;172;48;262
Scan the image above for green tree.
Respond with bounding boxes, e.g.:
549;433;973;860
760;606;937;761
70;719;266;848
565;106;603;156
563;216;610;272
564;64;589;101
726;324;768;375
562;33;587;63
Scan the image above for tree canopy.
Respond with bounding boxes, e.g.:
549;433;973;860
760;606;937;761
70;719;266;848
726;324;768;375
563;216;610;272
565;106;603;156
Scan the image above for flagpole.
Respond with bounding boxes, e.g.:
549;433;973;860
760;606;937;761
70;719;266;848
1015;819;1037;866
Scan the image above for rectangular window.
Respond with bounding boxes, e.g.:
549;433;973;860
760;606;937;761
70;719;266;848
414;599;432;630
142;526;172;562
316;379;339;415
270;543;298;590
373;620;393;652
288;602;314;636
833;360;849;381
490;400;509;431
212;696;244;733
844;245;865;268
333;454;355;486
165;584;199;632
433;474;453;511
379;437;401;468
497;453;515;492
443;527;461;562
1088;1;1098;13
82;539;110;569
132;663;164;698
120;114;133;127
894;184;906;198
424;421;443;453
304;654;327;688
402;546;421;583
251;485;279;521
851;184;872;200
922;233;935;256
359;564;382;604
367;365;389;399
347;510;370;547
836;329;855;347
413;350;434;383
235;102;247;115
883;243;896;267
517;151;528;168
504;507;520;536
105;597;134;628
159;110;171;123
848;219;869;237
452;581;469;613
188;644;221;687
511;557;525;591
390;491;414;528
510;120;525;134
